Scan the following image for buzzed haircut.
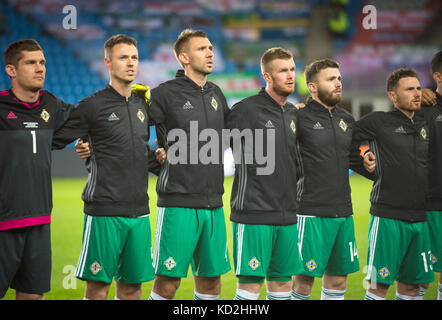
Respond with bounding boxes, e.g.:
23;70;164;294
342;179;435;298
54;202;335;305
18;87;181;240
173;29;208;59
304;58;340;84
260;47;293;73
4;39;43;67
386;68;419;92
430;50;442;74
104;34;137;59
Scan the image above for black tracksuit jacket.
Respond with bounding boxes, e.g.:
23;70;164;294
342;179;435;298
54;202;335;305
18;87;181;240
225;88;299;226
351;109;429;222
52;84;160;217
148;70;230;209
295;98;372;218
421;91;442;211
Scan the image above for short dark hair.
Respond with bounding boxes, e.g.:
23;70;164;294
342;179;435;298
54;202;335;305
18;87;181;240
4;39;43;67
430;50;442;74
304;58;340;83
386;68;419;92
260;47;293;73
173;29;207;58
104;34;137;58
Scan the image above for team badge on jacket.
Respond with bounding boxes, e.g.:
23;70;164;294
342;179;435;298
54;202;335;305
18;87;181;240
211;96;218;111
137;109;145;123
290;120;296;134
41;109;50;122
339;119;347;132
420;127;427;140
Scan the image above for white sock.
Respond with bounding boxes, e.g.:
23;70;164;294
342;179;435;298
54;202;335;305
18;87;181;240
83;297;89;300
234;288;260;300
417;286;426;300
291;290;310;300
194;291;219;300
438;283;442;300
394;292;418;300
321;287;345;300
364;291;385;300
148;291;170;300
266;291;291;300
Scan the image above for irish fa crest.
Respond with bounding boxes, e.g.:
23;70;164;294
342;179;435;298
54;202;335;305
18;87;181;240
339;119;348;132
290;120;296;134
90;261;102;275
306;259;317;272
41;109;50;122
420;127;427;140
248;257;260;270
164;257;176;270
378;267;390;279
137;109;145;123
211;96;218;111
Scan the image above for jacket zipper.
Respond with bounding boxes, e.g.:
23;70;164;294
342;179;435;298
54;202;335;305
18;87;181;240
280;105;288;224
201;86;211;208
126;98;137;213
329;109;339;217
411;117;417;222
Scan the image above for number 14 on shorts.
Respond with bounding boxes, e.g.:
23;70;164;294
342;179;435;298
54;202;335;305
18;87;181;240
349;242;358;262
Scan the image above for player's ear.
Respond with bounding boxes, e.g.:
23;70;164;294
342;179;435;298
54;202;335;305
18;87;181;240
307;81;317;94
5;64;16;79
262;71;272;84
178;51;189;67
387;90;397;104
433;71;442;84
104;56;111;71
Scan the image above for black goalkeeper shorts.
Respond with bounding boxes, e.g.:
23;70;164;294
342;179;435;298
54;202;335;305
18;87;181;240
0;223;51;297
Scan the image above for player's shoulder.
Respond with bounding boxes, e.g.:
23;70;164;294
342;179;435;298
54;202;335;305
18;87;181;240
231;93;261;113
77;87;108;106
336;106;354;120
360;111;385;120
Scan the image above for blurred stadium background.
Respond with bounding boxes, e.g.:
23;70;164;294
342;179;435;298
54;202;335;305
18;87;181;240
1;0;441;299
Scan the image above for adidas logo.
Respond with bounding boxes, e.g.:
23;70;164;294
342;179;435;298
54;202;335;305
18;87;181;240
435;114;442;122
394;126;406;134
182;101;194;110
108;112;119;121
313;122;324;130
265;120;275;128
7;111;17;119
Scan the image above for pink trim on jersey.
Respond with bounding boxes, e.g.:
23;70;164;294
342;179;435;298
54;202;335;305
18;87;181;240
0;215;51;231
0;90;9;95
13;97;41;109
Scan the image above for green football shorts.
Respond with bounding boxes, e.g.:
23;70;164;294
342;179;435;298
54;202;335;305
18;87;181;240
297;215;360;277
75;214;155;284
365;215;434;285
232;222;302;282
153;207;231;278
426;211;442;272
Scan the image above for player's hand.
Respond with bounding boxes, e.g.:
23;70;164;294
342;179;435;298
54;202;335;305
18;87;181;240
132;83;151;106
75;139;91;159
155;148;166;165
363;151;376;173
421;88;436;106
295;102;306;109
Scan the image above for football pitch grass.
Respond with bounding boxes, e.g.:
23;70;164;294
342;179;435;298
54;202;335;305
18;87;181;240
3;174;438;300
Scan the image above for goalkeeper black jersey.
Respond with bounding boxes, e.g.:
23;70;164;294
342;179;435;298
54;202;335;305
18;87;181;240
0;89;73;230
